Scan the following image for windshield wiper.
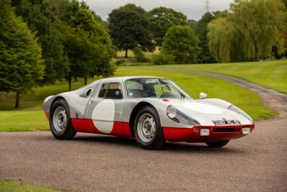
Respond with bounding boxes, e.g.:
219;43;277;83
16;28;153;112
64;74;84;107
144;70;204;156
160;79;185;99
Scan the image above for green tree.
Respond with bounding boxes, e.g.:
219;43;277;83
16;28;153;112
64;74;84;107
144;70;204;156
212;10;228;18
12;0;69;85
194;12;216;64
0;0;45;108
208;17;246;63
108;8;154;58
188;19;197;31
208;0;285;62
147;7;188;47
120;3;146;15
55;15;114;90
60;0;102;22
198;25;217;63
68;8;114;85
162;25;201;64
193;12;214;35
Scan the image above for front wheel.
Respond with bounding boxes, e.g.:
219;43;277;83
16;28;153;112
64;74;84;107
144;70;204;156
134;106;165;150
206;140;230;148
49;99;76;140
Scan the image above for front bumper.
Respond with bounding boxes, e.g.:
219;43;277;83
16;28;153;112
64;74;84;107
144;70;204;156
163;124;255;142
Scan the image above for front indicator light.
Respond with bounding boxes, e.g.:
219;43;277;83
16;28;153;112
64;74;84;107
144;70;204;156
200;128;210;136
242;128;250;135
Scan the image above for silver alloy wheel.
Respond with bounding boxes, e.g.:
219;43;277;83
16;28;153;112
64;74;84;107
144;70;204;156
53;106;67;132
137;113;156;142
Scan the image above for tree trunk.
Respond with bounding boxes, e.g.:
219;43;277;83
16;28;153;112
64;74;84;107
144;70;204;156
68;74;72;91
125;49;128;58
15;90;20;108
83;77;87;85
254;45;258;61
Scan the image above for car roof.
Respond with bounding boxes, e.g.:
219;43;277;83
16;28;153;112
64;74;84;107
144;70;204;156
98;76;167;82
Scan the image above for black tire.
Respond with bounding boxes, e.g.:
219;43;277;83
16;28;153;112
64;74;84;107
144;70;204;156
49;99;77;140
134;106;165;150
206;140;230;148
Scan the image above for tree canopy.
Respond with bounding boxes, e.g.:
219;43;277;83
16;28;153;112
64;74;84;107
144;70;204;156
208;0;285;62
162;25;201;64
147;7;188;47
193;12;216;64
0;0;45;108
55;8;114;89
119;3;146;15
108;8;154;58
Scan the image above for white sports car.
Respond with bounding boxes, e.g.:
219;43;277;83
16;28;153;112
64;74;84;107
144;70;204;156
43;76;255;150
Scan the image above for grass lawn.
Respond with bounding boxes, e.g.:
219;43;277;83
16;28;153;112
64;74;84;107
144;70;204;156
116;47;160;58
154;60;287;93
0;68;277;132
0;180;62;192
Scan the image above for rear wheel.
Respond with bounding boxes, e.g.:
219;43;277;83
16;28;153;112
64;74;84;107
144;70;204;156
206;140;230;147
134;106;165;150
49;99;76;140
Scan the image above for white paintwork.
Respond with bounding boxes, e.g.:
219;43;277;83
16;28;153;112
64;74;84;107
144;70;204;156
182;102;223;114
92;99;115;134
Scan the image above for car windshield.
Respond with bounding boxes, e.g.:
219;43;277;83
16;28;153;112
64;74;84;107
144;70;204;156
125;78;191;99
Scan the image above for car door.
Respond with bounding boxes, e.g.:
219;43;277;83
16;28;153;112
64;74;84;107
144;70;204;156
84;80;125;136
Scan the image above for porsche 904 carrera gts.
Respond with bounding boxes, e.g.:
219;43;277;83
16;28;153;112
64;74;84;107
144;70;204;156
43;76;255;149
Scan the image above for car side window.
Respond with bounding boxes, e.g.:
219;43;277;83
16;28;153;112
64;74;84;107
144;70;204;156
98;83;122;99
105;83;122;99
98;84;109;98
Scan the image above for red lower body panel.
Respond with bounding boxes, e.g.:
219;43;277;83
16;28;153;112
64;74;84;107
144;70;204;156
71;119;133;138
163;124;255;142
44;112;50;120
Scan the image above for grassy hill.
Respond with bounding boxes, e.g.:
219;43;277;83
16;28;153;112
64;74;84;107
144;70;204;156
153;60;287;93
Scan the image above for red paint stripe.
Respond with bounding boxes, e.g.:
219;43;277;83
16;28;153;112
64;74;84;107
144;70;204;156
71;119;131;137
72;119;102;134
123;122;133;138
44;112;50;120
110;122;124;137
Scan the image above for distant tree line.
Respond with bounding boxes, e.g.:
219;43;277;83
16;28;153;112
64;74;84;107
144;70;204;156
0;0;286;108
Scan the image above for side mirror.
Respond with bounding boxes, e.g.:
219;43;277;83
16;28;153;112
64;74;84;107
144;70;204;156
79;89;92;98
200;92;207;99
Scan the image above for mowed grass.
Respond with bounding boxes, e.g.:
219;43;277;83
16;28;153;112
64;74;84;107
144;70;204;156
116;47;160;58
0;180;62;192
0;111;49;131
0;68;277;131
154;60;287;93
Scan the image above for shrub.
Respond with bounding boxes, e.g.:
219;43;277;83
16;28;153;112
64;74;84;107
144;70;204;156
115;59;126;65
152;54;175;65
115;59;138;65
133;47;146;62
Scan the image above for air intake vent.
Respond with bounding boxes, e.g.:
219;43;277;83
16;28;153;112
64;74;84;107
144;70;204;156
213;128;241;133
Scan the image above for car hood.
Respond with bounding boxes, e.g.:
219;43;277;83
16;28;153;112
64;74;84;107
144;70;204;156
165;98;252;126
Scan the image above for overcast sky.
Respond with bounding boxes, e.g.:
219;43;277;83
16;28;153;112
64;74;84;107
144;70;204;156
86;0;234;21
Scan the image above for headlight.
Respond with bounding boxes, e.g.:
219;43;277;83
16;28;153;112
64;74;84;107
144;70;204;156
166;105;200;126
228;105;253;123
167;105;177;119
